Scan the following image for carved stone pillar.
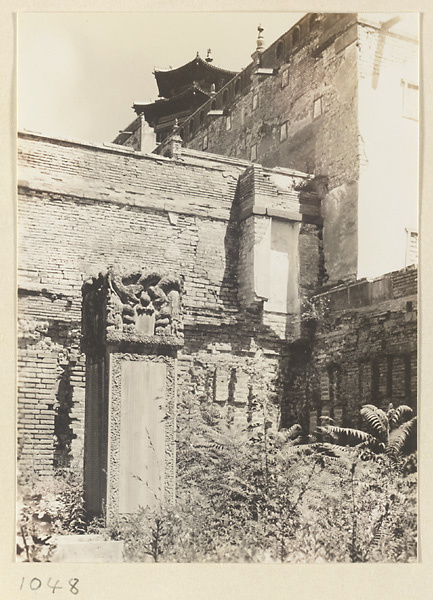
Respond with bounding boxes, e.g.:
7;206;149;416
82;269;183;523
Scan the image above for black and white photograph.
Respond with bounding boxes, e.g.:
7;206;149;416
14;9;419;569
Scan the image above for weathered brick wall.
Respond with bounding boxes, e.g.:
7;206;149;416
18;133;318;473
281;266;417;432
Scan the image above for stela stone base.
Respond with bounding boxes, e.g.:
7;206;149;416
50;535;124;563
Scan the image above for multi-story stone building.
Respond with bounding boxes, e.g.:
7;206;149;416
17;12;418;518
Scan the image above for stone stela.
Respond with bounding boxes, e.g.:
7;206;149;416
81;269;183;522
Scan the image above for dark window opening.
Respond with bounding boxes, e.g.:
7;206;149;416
276;41;284;60
386;355;394;399
404;355;412;403
211;99;216;110
189;119;194;134
292;26;300;46
222;89;228;106
371;359;380;405
235;79;240;96
309;14;318;30
199;110;205;125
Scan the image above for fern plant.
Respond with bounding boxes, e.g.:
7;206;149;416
319;403;417;458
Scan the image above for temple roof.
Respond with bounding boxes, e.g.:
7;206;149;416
133;84;210;125
154;54;238;99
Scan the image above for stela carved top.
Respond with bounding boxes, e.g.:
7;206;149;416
82;269;184;353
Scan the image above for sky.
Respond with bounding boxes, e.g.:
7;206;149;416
18;12;304;144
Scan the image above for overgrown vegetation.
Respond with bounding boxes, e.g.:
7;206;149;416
107;395;417;562
17;396;417;563
17;469;86;562
319;403;417;459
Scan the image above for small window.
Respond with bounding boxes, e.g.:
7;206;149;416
203;134;208;150
223;89;229;106
280;122;287;142
189;119;195;134
313;97;323;118
281;69;289;88
292;26;300;46
250;143;257;161
235;79;240;96
252;93;258;111
309;410;318;435
405;228;418;266
402;80;419;121
226;114;231;131
309;14;318;30
199;110;205;125
276;41;284;60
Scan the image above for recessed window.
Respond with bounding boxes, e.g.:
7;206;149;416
405;228;418;265
280;122;287;142
252;93;258;111
313;97;323;118
189;119;195;134
203;134;208;150
281;69;289;88
402;80;419;121
292;26;300;46
309;14;318;30
179;128;184;139
251;143;257;161
276;41;284;60
226;114;231;131
199;110;205;125
235;79;240;96
223;89;229;106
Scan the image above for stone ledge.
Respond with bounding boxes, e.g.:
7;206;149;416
50;535;124;563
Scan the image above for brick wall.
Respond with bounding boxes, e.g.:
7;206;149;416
17;133;317;473
17;131;417;474
281;266;417;432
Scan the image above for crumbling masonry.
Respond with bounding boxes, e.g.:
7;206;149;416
18;13;417;518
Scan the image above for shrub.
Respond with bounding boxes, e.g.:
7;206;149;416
104;395;417;563
17;468;86;562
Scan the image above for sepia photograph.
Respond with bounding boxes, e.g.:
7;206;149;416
15;10;419;566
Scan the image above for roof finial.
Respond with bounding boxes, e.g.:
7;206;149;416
210;83;216;96
206;48;213;63
172;118;179;133
256;24;265;52
196;51;200;60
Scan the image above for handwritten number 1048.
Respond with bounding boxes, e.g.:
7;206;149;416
20;577;79;594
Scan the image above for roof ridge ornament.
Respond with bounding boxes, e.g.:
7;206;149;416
206;48;213;63
256;24;265;52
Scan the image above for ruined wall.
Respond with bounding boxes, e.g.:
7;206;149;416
281;266;417;432
17;132;320;473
